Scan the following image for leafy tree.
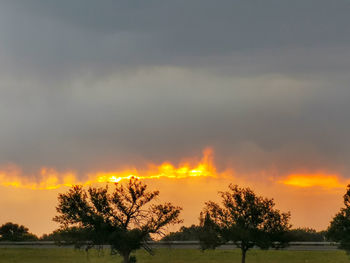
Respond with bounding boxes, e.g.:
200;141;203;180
161;225;202;241
0;222;38;241
161;220;223;250
327;184;350;252
202;184;291;263
41;227;93;249
53;178;182;263
288;228;326;242
198;212;223;250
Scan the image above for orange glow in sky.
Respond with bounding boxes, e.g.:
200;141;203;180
0;148;219;190
0;149;348;235
280;173;349;189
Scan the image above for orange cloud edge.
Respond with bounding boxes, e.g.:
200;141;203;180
0;148;349;191
0;148;221;190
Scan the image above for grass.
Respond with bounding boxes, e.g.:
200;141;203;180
0;248;349;263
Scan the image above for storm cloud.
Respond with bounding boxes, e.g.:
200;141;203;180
1;1;350;177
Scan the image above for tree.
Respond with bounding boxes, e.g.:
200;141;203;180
53;178;182;263
202;184;291;263
41;227;94;249
288;228;326;242
327;184;350;252
161;225;202;241
198;212;223;250
0;222;38;241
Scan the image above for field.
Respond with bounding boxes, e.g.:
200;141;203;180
0;248;349;263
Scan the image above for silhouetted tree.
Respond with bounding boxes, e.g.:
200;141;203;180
202;184;291;263
41;227;93;249
198;212;223;250
161;225;202;241
327;184;350;252
53;178;182;263
0;222;38;241
288;228;326;242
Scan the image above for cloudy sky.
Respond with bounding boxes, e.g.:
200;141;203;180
1;1;350;233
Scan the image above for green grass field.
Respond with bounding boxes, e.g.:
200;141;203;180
0;248;349;263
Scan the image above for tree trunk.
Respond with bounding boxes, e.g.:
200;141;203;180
122;252;130;263
241;248;247;263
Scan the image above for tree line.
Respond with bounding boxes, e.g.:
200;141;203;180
1;178;350;263
162;225;327;242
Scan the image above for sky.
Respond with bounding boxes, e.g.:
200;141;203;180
1;1;350;235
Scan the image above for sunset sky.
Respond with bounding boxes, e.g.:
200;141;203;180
1;1;350;236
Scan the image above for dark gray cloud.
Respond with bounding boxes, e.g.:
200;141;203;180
0;1;350;177
2;0;350;73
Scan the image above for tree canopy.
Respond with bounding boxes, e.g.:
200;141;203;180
0;222;38;241
201;184;291;263
161;225;202;241
53;178;182;263
288;228;326;242
327;184;350;252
